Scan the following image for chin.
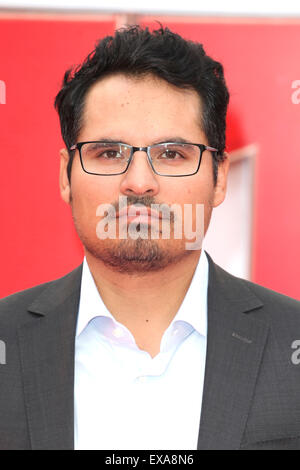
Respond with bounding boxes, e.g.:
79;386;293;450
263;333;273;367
84;237;192;275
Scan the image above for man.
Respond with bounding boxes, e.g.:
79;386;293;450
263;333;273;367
1;25;300;451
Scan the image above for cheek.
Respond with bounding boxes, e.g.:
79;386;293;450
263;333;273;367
165;177;214;206
169;180;215;234
72;170;120;203
70;174;121;229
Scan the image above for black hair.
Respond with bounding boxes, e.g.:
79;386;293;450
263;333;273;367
54;25;229;184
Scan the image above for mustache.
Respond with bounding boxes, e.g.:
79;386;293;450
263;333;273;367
110;195;175;223
114;195;156;211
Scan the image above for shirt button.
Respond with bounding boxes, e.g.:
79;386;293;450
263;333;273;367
112;327;124;338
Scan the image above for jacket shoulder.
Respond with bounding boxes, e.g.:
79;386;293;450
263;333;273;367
206;250;300;329
0;265;82;326
208;251;300;312
241;277;300;332
241;276;300;310
218;263;300;327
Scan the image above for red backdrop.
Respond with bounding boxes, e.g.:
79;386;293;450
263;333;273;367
1;15;300;299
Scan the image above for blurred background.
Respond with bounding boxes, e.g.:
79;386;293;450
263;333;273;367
0;0;300;299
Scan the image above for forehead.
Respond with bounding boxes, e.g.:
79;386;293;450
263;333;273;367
80;73;205;144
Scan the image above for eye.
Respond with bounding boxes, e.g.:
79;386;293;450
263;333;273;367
159;149;184;160
100;149;122;159
91;147;124;159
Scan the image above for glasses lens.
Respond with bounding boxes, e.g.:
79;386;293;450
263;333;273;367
149;143;201;176
80;142;131;175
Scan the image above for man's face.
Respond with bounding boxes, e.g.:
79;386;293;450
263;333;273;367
59;74;229;273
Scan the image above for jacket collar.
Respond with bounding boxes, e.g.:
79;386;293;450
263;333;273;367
197;252;269;449
18;265;82;450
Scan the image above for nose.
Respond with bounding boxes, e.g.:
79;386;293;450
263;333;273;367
119;149;160;197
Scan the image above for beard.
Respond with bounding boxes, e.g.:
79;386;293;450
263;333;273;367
74;222;193;275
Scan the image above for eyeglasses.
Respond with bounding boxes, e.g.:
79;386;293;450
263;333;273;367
69;141;218;177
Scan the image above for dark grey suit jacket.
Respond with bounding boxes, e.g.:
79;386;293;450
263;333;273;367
1;251;300;450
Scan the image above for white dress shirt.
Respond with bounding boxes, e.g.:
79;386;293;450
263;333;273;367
74;249;209;450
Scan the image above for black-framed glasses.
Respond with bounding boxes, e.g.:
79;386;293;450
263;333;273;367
69;141;218;177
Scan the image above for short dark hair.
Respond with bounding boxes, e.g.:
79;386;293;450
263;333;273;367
54;25;229;184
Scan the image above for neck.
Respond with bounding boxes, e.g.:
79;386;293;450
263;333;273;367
84;249;202;356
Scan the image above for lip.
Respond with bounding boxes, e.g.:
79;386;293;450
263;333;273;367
116;205;162;220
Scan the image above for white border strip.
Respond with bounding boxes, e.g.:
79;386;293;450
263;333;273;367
1;0;300;17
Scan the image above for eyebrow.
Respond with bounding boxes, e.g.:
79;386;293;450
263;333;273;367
91;137;192;146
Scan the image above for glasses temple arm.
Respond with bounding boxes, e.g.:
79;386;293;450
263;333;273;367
205;145;218;152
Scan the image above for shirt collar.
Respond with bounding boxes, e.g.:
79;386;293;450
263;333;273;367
171;248;208;337
76;258;114;337
76;249;209;339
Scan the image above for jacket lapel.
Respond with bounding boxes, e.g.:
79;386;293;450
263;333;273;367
17;265;83;450
197;252;270;449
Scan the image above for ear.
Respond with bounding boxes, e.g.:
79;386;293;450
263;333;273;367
212;152;230;208
59;148;71;204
